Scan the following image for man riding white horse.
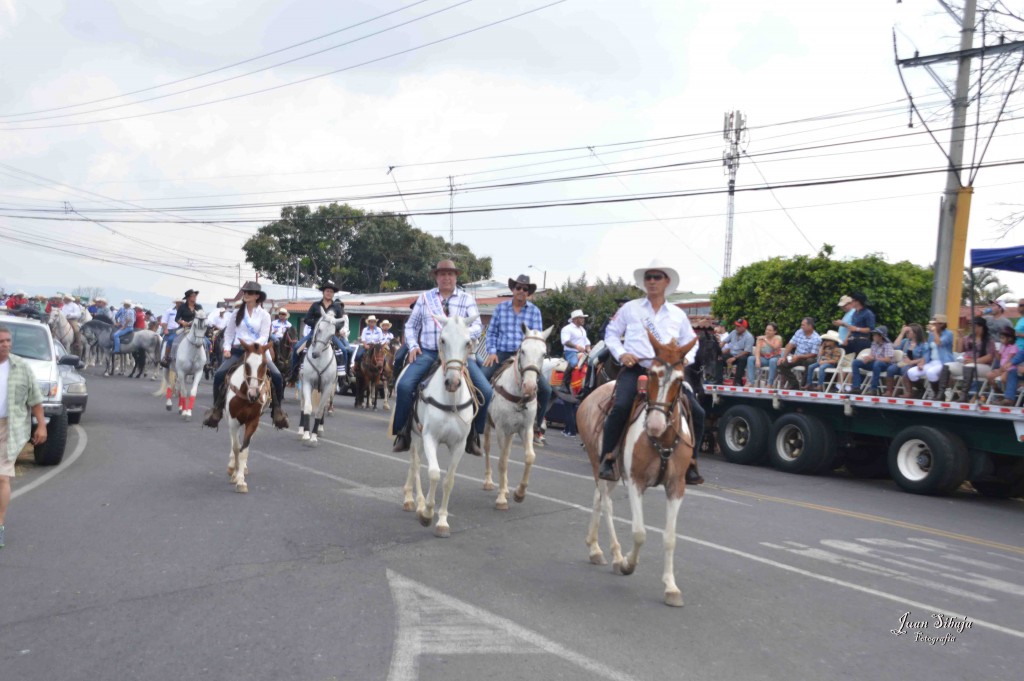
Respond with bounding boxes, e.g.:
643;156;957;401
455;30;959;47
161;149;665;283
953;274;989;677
61;294;84;333
289;280;346;385
392;259;493;456
481;274;552;445
161;289;203;367
597;260;705;484
202;281;288;430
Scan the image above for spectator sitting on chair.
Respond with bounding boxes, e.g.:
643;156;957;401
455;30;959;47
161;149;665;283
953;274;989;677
745;321;782;387
986;326;1019;403
993;299;1024;406
954;316;995;402
838;292;875;357
805;330;843;390
884;323;926;396
848;326;895;394
777;317;822;389
983;299;1012;346
901;314;953;398
716;319;754;385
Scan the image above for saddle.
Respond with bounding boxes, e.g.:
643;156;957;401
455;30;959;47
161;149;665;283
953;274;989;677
594;386;695;461
119;331;135;345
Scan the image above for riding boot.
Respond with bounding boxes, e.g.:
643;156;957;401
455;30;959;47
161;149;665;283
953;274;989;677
598;452;618;482
465;429;482;457
159;341;172;368
202;383;227;429
392;418;412;452
270;385;289;430
883;376;895;397
936;366;951;400
901;375;915;398
685;460;704;485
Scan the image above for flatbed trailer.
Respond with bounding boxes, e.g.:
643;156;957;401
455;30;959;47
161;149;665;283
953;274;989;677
706;383;1024;498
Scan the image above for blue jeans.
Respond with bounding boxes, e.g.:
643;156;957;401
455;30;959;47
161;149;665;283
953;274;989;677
112;327;133;352
851;359;889;391
805;362;836;387
1003;348;1024;400
745;355;779;386
481;350;552;430
214;346;283;403
393;349;492;436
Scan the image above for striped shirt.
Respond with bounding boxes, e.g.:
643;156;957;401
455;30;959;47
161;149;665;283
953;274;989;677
404;288;482;352
486;300;543;354
787;330;822;356
115;307;134;328
1;354;43;462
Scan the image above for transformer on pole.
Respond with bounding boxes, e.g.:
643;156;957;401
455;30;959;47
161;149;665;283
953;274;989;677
722;110;746;279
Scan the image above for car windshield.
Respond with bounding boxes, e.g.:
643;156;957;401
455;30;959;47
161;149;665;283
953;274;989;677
9;324;52;361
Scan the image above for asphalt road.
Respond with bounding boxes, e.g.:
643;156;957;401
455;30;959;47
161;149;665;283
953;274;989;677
2;371;1023;681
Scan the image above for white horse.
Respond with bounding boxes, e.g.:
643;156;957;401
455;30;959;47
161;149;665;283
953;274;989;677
161;311;208;421
482;324;553;509
226;341;273;494
398;314;478;538
297;312;340;446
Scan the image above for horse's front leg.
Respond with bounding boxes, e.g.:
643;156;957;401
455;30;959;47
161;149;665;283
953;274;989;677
299;385;312;440
662;493;685;607
435;440;465;538
603;480;624;568
234;421;257;493
227;418;240;480
495;431;512;510
482;424;495;491
513;415;537;503
185;370;202;420
615;481;647;577
586;484;607;565
417;436;441;529
402;442;420;512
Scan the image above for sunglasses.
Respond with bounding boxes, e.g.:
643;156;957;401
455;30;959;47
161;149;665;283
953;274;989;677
513;285;531;292
644;272;667;281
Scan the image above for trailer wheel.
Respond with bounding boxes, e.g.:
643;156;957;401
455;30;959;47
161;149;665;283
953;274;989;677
768;413;836;475
717;405;770;465
887;426;969;496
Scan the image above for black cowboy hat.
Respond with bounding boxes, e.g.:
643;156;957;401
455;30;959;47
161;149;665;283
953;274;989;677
319;279;338;293
240;280;267;305
183;289;199;298
507;274;537;295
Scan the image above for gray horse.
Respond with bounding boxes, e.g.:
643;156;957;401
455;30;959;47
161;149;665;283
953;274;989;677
80;319;161;378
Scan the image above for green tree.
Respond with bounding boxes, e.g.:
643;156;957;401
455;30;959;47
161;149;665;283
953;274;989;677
962;267;1012;305
712;247;933;337
533;275;642;356
243;204;491;293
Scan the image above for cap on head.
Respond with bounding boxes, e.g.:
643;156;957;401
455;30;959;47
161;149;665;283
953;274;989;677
837;295;853;307
734;319;749;329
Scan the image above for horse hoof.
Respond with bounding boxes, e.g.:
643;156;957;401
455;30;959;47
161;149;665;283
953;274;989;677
589;552;608;566
383;404;390;411
184;414;191;422
495;501;509;511
417;512;431;527
434;525;450;538
614;561;635;577
664;591;684;608
482;481;495;491
512;490;526;503
402;501;415;512
301;432;310;441
235;483;248;494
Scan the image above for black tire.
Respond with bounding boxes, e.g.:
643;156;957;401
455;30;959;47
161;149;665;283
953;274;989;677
768;413;836;475
34;408;68;466
717;405;771;465
67;411;83;425
887;426;969;496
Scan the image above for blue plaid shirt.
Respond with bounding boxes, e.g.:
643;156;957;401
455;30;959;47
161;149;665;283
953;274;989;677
787;329;822;356
486;300;543;354
404;288;482;352
115;306;134;328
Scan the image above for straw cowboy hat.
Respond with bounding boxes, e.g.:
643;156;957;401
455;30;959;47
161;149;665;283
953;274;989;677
14;289;25;296
633;259;680;295
277;307;289;316
380;319;392;328
122;299;132;305
133;303;144;309
568;309;588;322
365;315;378;323
820;330;842;343
62;293;75;301
239;280;267;305
431;259;461;275
508;274;537;295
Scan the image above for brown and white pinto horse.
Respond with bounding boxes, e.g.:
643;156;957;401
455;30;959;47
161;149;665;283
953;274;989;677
226;340;272;494
355;341;388;410
576;331;697;607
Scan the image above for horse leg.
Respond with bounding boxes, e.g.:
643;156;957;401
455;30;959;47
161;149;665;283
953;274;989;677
662;494;685;607
586;485;608;565
309;417;321;446
417;437;440;529
513;420;536;503
235;421;257;494
402;443;419;512
482;423;495;491
228;419;240;479
615;482;646;577
603;480;624;568
435;443;464;539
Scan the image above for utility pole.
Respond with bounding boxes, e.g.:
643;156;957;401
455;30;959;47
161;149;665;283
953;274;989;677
722;110;746;279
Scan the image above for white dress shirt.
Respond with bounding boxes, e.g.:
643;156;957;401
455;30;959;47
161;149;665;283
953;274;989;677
225;306;271;348
208;311;229;331
604;298;697;368
560;322;590;352
160;306;179;333
62;302;83;320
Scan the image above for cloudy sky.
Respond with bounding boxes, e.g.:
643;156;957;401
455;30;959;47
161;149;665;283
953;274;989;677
0;0;1022;311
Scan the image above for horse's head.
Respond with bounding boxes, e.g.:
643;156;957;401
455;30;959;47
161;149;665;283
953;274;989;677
643;330;696;438
371;342;387;368
433;313;477;392
516;323;553;399
310;313;337;359
240;340;271;402
192;311;208;336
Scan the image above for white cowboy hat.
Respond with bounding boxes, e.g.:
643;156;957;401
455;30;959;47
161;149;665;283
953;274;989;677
14;289;26;296
568;309;588;322
277;307;289;315
133;303;144;309
62;293;74;301
122;299;132;305
633;259;680;295
820;330;842;343
365;315;378;322
380;319;392;327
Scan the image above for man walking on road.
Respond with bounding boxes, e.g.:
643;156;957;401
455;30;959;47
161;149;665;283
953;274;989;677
0;325;48;549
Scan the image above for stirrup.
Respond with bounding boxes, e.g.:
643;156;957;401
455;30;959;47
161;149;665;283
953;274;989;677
598;456;618;481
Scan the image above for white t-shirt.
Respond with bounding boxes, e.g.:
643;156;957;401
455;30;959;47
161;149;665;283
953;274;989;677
0;359;9;418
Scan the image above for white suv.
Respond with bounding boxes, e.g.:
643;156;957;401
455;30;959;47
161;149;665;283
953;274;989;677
0;314;78;465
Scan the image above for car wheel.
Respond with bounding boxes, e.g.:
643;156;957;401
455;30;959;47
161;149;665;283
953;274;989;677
34;408;69;466
68;411;83;425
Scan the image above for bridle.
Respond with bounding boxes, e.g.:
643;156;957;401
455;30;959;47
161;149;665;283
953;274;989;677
184;319;206;347
514;335;547;381
233;350;270;404
638;356;691;485
495;335;547;408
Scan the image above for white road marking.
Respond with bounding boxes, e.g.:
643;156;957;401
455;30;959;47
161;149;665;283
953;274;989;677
857;538;935;551
12;426;87;500
386;570;638;681
941;553;1011;571
262;436;1024;640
